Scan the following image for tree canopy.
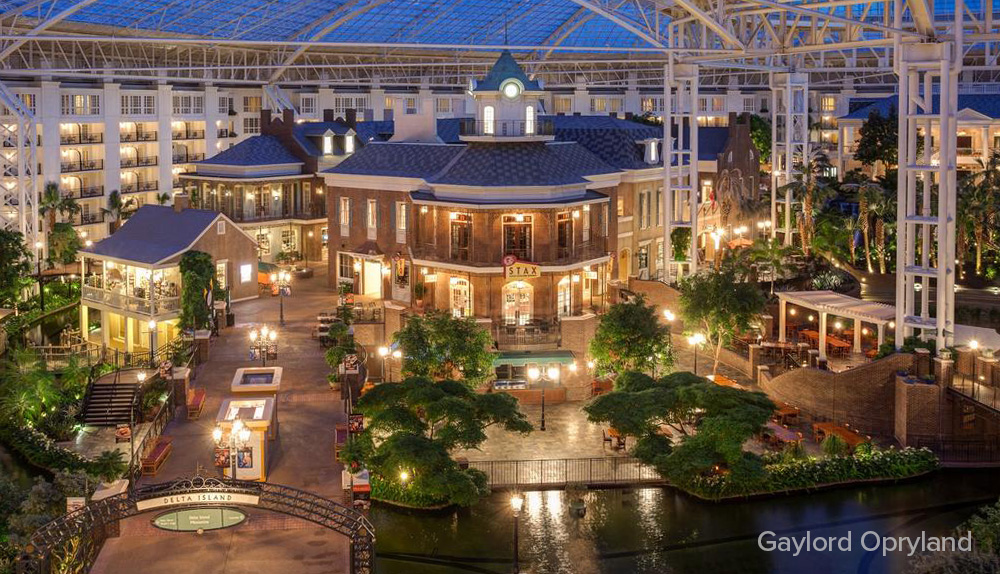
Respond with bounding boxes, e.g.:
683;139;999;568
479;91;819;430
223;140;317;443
0;230;32;310
393;311;496;386
749;114;772;164
589;295;673;377
677;267;766;375
178;250;215;331
344;376;531;506
46;223;83;268
854;108;899;169
585;371;774;488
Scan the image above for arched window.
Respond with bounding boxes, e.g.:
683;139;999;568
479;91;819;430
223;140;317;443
525;105;535;135
450;277;472;318
502;280;532;325
483;105;495;135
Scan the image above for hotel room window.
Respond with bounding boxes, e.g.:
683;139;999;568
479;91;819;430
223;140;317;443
366;199;377;229
582;205;591;242
339;197;351;226
557;212;573;258
502;214;532;261
344;135;355;154
323;135;333;155
483;106;495;135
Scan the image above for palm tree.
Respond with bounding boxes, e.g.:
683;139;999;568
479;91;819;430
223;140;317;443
842;180;883;273
103;190;136;234
38;182;80;231
748;238;798;294
155;192;171;205
778;150;833;255
870;188;896;274
959;150;1000;276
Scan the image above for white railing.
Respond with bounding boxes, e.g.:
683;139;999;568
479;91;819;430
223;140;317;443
82;285;180;316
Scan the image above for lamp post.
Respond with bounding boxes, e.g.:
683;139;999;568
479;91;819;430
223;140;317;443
212;417;251;480
510;493;524;574
34;241;45;311
249;326;277;367
148;319;157;368
687;333;706;376
271;270;291;326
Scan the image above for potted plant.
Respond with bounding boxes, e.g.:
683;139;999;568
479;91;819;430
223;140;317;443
413;282;426;309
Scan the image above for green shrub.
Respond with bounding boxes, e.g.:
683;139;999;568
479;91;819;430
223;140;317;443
821;434;850;457
370;474;449;508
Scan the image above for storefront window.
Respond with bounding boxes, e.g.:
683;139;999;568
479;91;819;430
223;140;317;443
503;280;532;325
215;261;227;290
394;258;409;287
256;232;270;256
338;254;354;282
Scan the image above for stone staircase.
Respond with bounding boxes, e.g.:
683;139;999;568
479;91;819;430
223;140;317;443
81;372;139;427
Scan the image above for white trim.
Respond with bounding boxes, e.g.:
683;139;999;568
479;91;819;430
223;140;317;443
410;255;610;275
181;173;311;183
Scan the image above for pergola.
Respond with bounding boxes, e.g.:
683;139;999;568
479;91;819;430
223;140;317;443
777;290;895;359
0;0;987;349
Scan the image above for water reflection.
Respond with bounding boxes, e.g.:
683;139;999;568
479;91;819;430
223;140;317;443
370;469;1000;574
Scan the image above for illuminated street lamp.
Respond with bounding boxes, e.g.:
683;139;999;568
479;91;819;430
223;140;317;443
510;493;524;574
271;270;291;326
688;333;706;376
213;417;252;480
249;326;278;367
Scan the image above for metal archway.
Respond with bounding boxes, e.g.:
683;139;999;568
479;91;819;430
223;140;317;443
16;476;375;574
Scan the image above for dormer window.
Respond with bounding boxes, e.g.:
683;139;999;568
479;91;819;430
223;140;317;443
645;140;659;164
323;135;333;155
525;106;535;135
345;134;355;154
483;106;495;135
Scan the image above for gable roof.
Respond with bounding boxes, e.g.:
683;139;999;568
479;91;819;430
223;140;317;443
198;134;303;167
83;205;240;265
840;94;1000;120
473;49;542;92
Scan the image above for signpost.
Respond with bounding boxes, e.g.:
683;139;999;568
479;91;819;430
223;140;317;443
503;255;540;279
152;507;247;532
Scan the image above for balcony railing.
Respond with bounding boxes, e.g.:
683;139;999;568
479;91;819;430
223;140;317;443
458;118;554;138
493;316;561;350
122;180;158;193
61;159;104;173
120;131;157;142
217;129;238;138
172;152;205;163
171;129;205;140
120;156;158;168
62;185;104;199
61;133;103;145
73;212;105;226
82;283;180;316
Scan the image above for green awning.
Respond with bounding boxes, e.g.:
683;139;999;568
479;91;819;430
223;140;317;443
258;261;279;273
493;350;576;367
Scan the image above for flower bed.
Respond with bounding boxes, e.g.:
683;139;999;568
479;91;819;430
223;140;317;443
0;421;92;473
682;447;939;500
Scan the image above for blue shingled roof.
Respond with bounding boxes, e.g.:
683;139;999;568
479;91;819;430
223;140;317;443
473;50;542;92
328;142;467;179
429;141;618;187
840;94;1000;120
198;135;302;167
83;205;223;265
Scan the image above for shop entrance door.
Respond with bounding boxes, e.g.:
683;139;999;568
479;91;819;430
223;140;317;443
362;260;382;299
503;281;532;325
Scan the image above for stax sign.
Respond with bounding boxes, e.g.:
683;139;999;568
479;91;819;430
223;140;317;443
136;492;261;511
502;255;540;279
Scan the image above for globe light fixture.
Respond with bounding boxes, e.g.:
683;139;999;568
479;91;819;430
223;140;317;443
501;79;521;99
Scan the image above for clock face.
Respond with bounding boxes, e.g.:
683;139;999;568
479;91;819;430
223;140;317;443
501;79;521;99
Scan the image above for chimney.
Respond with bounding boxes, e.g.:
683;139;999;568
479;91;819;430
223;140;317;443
390;98;439;143
363;109;374;122
323;109;335;122
260;109;272;130
173;193;191;213
625;112;634;120
573;112;581;116
345;108;357;129
282;108;295;129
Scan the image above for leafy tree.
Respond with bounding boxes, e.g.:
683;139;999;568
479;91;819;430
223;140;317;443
749;114;771;164
344;376;531;506
89;450;127;483
589;295;673;377
909;496;1000;573
677;267;766;376
585;371;774;490
854;108;900;170
155;192;172;205
0;229;32;310
959;150;1000;276
7;471;94;545
46;222;83;268
671;227;692;262
178;250;215;331
0;349;55;424
393;311;496;387
746;238;798;295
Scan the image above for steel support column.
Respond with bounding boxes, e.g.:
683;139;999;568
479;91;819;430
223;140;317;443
769;71;809;246
0;81;39;251
662;59;699;281
894;42;959;350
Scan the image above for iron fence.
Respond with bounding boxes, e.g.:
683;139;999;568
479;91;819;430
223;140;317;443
469;457;662;489
912;436;1000;463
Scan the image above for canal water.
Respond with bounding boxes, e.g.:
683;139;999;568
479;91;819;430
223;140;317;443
371;469;1000;574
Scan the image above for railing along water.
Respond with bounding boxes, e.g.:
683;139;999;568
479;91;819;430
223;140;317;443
469;457;662;489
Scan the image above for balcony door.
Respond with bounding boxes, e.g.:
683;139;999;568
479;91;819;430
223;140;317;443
503;280;532;326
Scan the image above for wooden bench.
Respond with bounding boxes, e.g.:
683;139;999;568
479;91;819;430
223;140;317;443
186;388;206;420
141;436;173;476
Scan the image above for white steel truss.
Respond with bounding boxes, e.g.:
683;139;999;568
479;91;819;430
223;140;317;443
0;81;38;251
769;70;809;246
662;59;699;280
894;41;960;350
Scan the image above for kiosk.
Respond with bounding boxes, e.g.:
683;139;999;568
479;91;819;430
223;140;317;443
215;397;277;482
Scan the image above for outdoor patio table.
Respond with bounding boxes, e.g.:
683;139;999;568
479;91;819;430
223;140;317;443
766;422;802;443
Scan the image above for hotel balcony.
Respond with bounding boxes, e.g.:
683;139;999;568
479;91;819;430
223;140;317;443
172;152;205;163
172;129;205;140
73;212;105;226
217;129;238;138
412;236;608;268
61;159;104;173
122;180;158;194
62;185;104;199
120;156;158;168
493;315;561;351
458;118;554;141
120;131;157;143
61;133;103;145
82;275;180;317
